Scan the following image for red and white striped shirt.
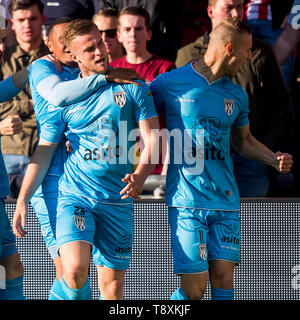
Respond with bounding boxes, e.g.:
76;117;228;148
244;0;272;21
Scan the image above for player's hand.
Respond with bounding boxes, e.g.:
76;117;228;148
12;202;28;238
120;173;145;199
275;151;293;172
0;115;23;136
66;140;73;152
105;68;145;86
40;54;63;72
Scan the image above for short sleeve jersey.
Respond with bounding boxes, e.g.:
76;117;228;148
30;59;80;177
150;63;249;211
40;79;157;204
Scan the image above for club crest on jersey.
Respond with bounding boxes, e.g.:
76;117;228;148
224;99;234;115
74;216;86;231
113;91;126;108
199;244;207;260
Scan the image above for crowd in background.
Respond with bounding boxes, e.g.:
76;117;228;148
1;0;299;199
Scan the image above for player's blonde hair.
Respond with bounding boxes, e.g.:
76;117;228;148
209;17;251;46
62;18;98;48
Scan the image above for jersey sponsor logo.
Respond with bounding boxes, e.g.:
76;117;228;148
224;223;239;236
113;91;126;108
190;143;225;161
115;233;132;255
193;115;222;140
120;232;132;245
115;246;132;254
224;99;234;116
221;235;239;245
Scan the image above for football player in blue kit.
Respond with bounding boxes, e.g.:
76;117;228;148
12;17;146;300
150;18;293;300
13;18;159;300
0;26;28;300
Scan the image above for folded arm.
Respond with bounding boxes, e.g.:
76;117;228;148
231;125;293;172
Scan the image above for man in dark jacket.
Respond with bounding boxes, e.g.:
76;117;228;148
176;0;291;198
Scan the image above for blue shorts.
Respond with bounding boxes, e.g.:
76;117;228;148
56;192;134;270
0;198;17;259
30;175;60;259
168;207;241;274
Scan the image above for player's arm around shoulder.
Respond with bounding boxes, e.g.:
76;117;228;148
231;125;293;173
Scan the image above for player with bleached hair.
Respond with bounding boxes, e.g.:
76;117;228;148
151;17;293;300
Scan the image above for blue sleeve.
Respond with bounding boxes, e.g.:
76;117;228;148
233;88;250;128
40;107;66;144
31;59;108;107
150;74;166;113
128;81;158;122
0;76;21;103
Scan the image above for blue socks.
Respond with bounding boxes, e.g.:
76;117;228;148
49;278;68;300
170;287;190;300
170;287;234;300
61;276;92;300
211;288;234;300
0;276;26;300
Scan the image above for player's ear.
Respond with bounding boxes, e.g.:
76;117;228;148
71;52;79;63
117;30;122;43
225;42;234;56
8;18;15;31
207;5;214;20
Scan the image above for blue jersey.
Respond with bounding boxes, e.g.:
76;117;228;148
30;60;79;177
150;63;249;210
30;59;110;177
0;77;21;196
40;79;157;204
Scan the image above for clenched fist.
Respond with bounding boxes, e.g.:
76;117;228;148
0;115;23;136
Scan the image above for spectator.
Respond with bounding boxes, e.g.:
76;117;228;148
97;0;187;62
0;0;49;199
273;0;300;196
41;0;98;28
111;6;175;195
93;7;124;63
0;0;16;46
175;0;291;198
273;0;300;66
111;6;175;83
243;0;295;89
